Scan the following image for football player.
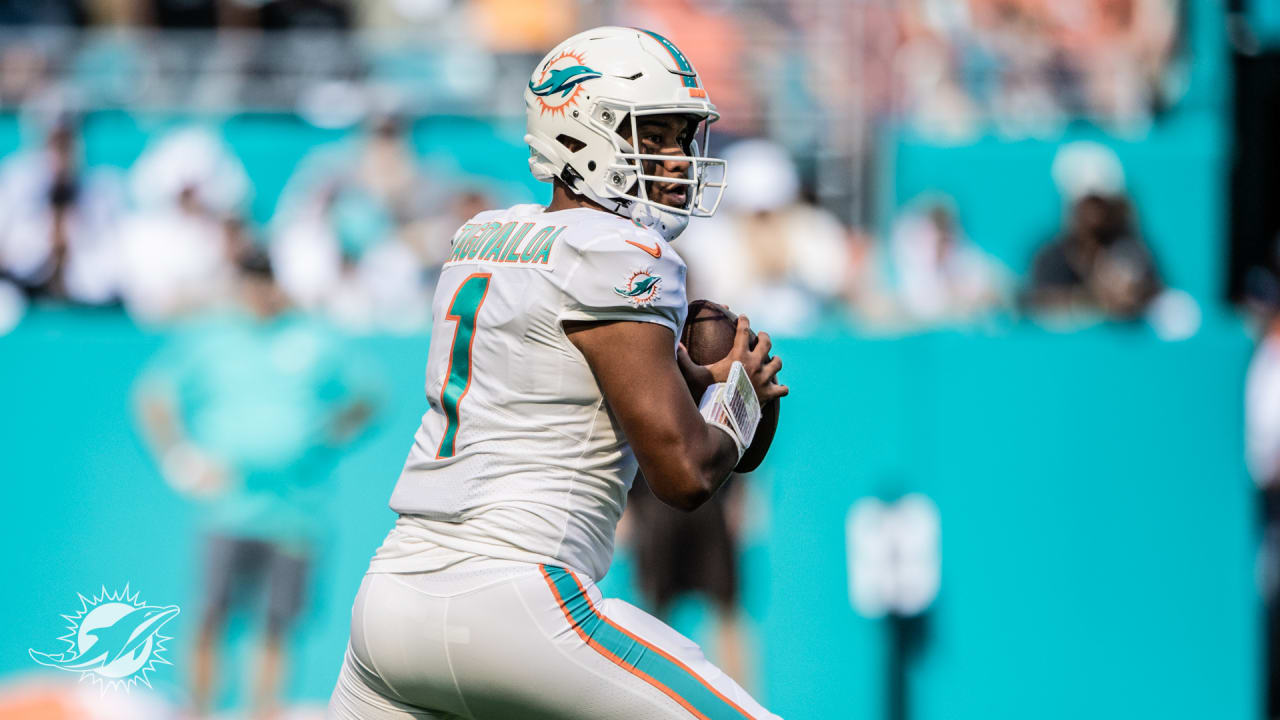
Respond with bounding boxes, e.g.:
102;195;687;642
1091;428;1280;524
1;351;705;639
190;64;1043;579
328;26;787;720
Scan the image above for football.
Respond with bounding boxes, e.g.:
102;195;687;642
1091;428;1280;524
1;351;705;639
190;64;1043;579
680;299;781;473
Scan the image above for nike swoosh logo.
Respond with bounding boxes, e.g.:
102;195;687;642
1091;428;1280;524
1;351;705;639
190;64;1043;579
625;239;662;259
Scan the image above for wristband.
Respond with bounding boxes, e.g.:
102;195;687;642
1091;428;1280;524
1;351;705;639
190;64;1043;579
698;360;762;461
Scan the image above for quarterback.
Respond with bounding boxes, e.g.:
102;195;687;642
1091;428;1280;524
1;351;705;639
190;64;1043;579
328;26;787;720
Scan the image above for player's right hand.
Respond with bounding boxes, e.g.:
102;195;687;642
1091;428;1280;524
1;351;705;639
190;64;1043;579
162;443;229;499
707;315;789;404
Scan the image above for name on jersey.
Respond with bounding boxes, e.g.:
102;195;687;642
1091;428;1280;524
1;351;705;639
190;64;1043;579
444;222;565;267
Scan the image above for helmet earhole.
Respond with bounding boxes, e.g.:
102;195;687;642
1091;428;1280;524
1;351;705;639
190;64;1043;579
555;134;586;152
588;161;597;171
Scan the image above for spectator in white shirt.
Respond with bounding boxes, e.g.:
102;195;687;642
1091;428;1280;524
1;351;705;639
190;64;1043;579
1248;316;1280;490
1247;311;1280;720
0;117;126;305
889;196;1009;325
116;126;249;322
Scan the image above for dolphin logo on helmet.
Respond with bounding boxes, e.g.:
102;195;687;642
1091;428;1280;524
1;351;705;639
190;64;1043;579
529;65;603;98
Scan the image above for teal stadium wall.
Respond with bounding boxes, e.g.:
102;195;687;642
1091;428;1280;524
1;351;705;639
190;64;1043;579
0;312;1258;719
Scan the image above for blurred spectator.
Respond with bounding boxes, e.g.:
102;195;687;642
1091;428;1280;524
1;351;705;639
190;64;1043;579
680;139;850;334
1024;142;1161;319
841;227;901;328
1249;313;1280;490
271;114;440;332
0;115;125;305
890;0;1181;140
1049;0;1180;128
889;196;1009;324
270;180;344;313
129;124;250;212
1248;310;1280;718
1024;191;1160;318
116;126;250;322
404;186;493;285
624;476;753;690
133;248;379;720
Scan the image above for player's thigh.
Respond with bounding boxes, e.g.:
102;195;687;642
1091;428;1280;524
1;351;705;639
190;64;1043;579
330;573;468;719
329;643;452;720
448;565;782;720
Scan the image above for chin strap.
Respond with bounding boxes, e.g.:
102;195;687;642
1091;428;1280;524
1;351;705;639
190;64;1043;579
630;202;690;241
698;361;762;461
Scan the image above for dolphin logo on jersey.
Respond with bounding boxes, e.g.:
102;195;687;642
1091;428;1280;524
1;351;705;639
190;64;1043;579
615;269;662;306
29;586;179;691
529;65;602;98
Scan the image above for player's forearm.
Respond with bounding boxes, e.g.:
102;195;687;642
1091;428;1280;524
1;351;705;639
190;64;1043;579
691;423;742;501
136;393;185;455
635;418;737;511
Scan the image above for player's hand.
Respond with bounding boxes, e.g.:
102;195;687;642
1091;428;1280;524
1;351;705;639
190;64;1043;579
676;342;715;398
707;315;788;404
161;443;229;499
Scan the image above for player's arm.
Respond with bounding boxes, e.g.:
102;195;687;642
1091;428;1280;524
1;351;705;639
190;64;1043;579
133;359;227;496
566;315;786;511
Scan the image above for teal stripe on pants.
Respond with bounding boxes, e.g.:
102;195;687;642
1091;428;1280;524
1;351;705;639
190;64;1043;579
541;565;753;720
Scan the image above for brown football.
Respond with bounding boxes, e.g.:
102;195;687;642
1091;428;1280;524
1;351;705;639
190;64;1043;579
680;299;781;473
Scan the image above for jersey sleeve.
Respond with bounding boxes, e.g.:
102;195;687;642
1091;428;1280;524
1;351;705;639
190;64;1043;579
557;229;688;334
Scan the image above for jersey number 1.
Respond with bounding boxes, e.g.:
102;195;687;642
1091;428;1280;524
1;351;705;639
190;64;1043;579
436;273;491;459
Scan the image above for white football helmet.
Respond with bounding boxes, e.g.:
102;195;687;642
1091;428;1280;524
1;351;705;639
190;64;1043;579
524;26;727;240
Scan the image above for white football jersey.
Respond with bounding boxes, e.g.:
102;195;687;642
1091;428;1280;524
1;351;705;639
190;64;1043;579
372;204;688;581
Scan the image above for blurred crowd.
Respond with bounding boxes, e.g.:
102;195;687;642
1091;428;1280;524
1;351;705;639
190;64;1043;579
0;112;481;334
682;135;1196;336
0;0;1194;338
887;0;1184;139
0;109;1197;338
0;1;1183;136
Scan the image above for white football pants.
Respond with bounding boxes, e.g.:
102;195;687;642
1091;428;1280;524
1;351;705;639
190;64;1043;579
327;563;782;719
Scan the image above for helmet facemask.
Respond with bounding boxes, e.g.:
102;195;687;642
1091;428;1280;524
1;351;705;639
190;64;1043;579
587;102;727;224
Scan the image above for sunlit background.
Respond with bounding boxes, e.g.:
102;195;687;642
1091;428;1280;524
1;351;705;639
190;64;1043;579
0;0;1274;718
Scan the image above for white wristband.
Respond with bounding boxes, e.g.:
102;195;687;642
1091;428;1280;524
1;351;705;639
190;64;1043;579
698;361;762;461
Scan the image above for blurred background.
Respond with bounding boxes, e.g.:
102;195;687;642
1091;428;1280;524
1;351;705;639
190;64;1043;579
0;0;1273;718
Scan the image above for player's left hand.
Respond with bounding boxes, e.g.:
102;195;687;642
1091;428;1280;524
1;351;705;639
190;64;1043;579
676;342;715;398
707;315;788;405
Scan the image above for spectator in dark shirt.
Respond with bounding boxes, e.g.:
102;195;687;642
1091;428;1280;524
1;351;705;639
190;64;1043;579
1024;192;1161;319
